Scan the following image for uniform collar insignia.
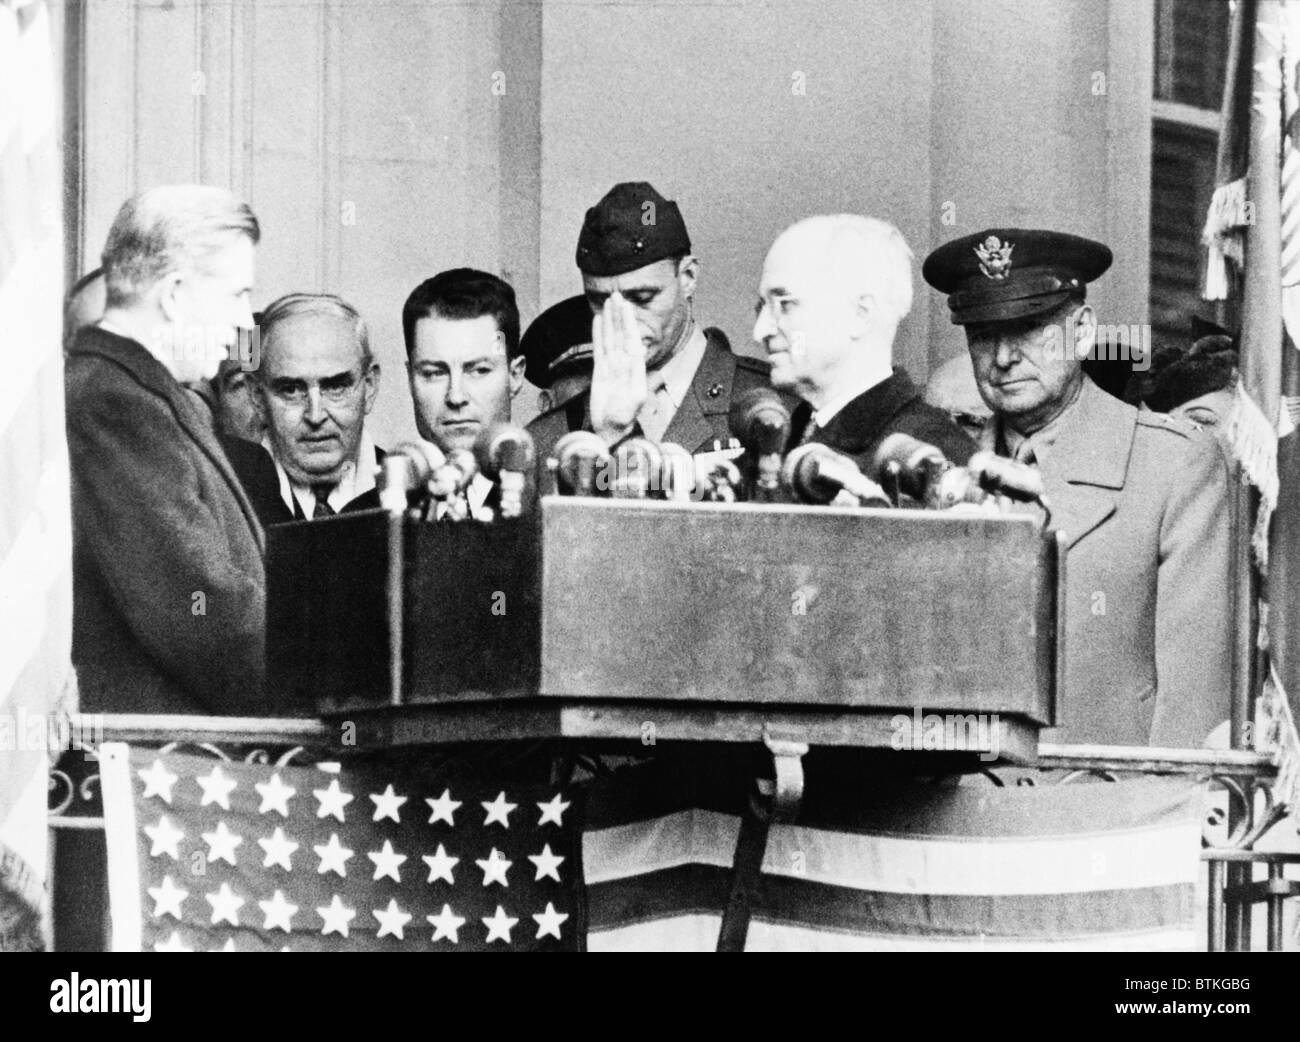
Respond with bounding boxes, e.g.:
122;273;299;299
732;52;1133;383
975;235;1014;280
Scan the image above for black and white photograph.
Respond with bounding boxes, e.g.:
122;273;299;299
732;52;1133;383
2;0;1299;986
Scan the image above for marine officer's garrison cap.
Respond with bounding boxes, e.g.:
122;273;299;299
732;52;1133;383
922;228;1112;325
576;182;692;277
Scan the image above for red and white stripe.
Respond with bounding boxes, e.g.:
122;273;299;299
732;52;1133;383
584;770;1205;952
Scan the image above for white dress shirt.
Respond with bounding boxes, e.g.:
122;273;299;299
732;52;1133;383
268;427;378;519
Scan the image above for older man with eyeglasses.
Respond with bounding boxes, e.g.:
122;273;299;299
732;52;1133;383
222;293;385;524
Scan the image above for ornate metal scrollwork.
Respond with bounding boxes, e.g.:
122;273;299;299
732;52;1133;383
48;731;336;820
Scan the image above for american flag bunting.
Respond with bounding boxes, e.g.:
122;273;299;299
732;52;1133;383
99;744;583;952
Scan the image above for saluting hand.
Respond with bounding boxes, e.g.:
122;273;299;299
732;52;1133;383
589;292;648;445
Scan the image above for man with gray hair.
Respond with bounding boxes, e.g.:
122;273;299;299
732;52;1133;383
224;293;384;524
753;214;975;471
922;227;1231;747
65;184;266;714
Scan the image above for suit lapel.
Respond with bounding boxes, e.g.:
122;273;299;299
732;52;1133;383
666;384;714;452
172;384;267;551
999;378;1135;549
77;329;267;552
812;369;917;456
1044;483;1116;548
665;330;732;453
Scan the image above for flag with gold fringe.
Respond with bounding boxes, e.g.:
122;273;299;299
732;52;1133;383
1203;0;1300;810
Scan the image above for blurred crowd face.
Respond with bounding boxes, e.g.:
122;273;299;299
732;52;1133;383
1171;387;1235;430
537;368;592;414
408;313;525;455
582;257;696;370
213;359;266;443
160;233;257;383
256;310;379;485
964;302;1096;435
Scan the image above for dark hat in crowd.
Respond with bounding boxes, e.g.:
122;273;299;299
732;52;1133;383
521;294;594;388
922;228;1113;325
575;181;692;277
1126;319;1238;413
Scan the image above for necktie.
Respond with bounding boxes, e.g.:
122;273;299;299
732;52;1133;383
311;484;336;518
786;402;817;447
797;407;820;446
637;371;673;442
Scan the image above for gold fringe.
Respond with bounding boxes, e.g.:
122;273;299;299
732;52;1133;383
1225;384;1279;567
1260;666;1300;812
1203;178;1250;301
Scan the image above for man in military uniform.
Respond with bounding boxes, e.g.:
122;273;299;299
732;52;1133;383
922;228;1231;747
521;294;594;415
754;214;976;471
527;181;780;465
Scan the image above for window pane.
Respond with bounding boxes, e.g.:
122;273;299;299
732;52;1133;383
1149;119;1236;348
1154;0;1231;109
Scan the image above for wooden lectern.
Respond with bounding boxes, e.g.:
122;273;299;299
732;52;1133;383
268;497;1061;758
266;496;1065;950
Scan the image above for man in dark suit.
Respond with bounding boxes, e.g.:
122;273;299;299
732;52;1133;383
528;182;783;472
922;227;1231;747
232;293;384;525
66;185;266;714
402;269;527;520
753;214;976;475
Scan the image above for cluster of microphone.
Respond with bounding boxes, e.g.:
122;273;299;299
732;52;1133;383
547;387;1048;513
374;390;1048;519
378;423;537;521
547;432;736;502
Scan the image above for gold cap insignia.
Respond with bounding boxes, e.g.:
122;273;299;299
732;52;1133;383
974;235;1014;280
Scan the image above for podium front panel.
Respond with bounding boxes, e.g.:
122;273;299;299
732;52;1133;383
267;500;1056;726
538;499;1054;721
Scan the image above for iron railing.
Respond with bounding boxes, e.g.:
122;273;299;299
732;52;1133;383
46;714;1299;952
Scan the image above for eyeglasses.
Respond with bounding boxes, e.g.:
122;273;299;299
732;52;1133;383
268;367;369;407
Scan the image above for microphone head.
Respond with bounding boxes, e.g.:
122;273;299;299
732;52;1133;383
930;465;986;509
554;430;612;495
696;457;742;502
871;433;950;501
446;448;478;482
473;423;536;477
871;433;945;480
429;448;478;498
968;450;1045;501
780;443;842;504
729;387;791;456
379;442;446;514
611;438;664;498
779;442;891;507
658;442;697;501
386;440;441;491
